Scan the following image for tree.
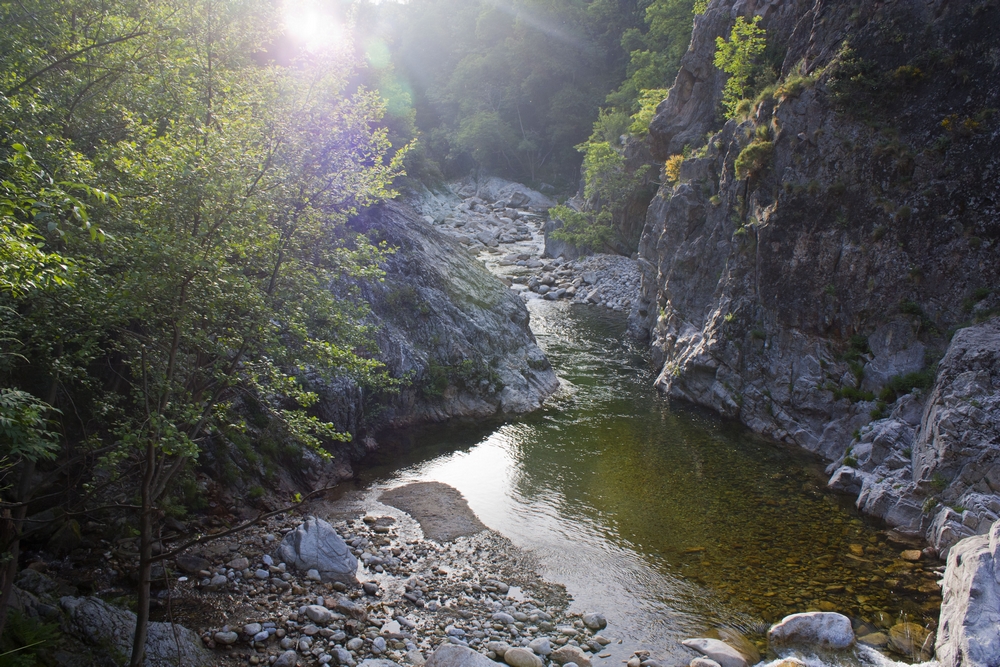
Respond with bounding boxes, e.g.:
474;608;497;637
0;0;406;662
714;15;767;117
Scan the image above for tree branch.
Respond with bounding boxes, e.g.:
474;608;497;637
6;31;150;96
149;485;335;565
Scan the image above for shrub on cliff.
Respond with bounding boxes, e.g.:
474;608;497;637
714;16;768;118
735;140;774;180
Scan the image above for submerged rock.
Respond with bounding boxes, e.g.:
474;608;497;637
767;612;855;651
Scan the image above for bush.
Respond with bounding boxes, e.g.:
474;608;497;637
629;89;671;137
879;369;936;403
734;140;774;179
0;611;60;667
775;72;818;99
714;16;767;118
664;154;684;184
828;44;883;115
549;205;615;254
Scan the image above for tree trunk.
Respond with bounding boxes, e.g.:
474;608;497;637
129;439;157;667
0;460;32;638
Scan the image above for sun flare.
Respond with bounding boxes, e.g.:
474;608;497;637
282;0;345;53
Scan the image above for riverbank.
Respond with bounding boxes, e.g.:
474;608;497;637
182;482;608;667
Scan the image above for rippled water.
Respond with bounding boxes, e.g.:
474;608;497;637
353;300;941;664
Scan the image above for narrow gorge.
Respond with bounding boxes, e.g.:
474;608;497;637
2;0;999;666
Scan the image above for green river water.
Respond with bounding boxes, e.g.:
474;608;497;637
353;299;940;664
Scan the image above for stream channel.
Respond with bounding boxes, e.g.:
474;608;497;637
344;299;941;667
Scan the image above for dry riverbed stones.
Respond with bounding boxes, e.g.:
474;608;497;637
412;183;641;315
156;506;613;667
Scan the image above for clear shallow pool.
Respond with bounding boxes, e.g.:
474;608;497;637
352;300;941;664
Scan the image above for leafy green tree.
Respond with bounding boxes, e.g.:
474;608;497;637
714;15;767;117
0;0;406;662
607;0;695;110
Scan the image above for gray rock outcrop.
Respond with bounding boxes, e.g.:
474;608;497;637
324;201;559;435
936;519;1000;667
60;595;211;666
631;0;1000;554
275;516;359;583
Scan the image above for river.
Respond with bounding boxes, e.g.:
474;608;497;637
346;298;941;666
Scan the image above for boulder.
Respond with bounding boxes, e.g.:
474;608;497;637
174;552;211;574
504;647;543;667
888;622;931;658
360;660;403;667
936;519;1000;667
767;612;855;650
549;646;591;667
302;604;334;625
275;651;299;667
680;639;747;667
425;643;501;667
275;516;358;584
582;612;606;631
527;637;552;656
60;596;211;666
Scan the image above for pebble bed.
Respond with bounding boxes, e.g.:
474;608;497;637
174;512;631;667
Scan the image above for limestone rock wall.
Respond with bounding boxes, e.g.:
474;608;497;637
632;0;1000;553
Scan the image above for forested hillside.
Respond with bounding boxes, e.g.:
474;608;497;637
354;0;699;189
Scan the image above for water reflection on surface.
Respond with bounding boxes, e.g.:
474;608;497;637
356;300;940;662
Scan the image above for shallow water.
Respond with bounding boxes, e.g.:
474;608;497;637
354;300;941;664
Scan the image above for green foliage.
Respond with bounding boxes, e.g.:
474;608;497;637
714;16;767;118
843;335;870;363
628;89;671;136
693;0;709;14
0;610;60;667
549;205;615;254
835;386;875;403
608;0;697;110
591;109;632;146
568;131;652;251
878;369;936;403
930;473;948;492
382;0;654;186
775;72;818;99
899;300;925;317
0;6;407;649
827;44;883;116
734;140;774;179
0;390;60;466
422;359;503;398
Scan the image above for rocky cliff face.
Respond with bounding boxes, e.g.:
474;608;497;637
936;519;1000;667
631;0;1000;553
323;200;559;437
